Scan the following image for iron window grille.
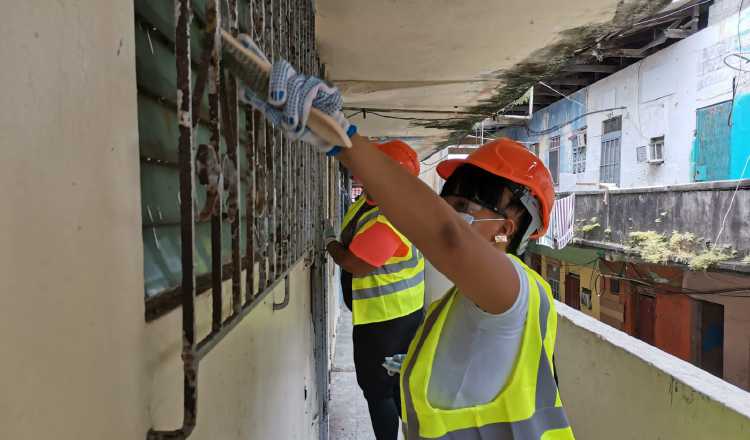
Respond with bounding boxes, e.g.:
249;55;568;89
134;0;340;438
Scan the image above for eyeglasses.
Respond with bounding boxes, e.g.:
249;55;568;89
442;195;507;218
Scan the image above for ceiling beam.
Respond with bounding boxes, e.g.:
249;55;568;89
664;28;692;39
547;76;592;86
599;48;646;59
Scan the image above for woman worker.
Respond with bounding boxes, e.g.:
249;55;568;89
239;40;574;439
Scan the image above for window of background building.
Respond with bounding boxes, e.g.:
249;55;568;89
571;129;587;174
600;116;622;185
546;263;560;300
549;136;560;185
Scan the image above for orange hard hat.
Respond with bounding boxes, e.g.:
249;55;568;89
436;138;554;238
376;140;420;176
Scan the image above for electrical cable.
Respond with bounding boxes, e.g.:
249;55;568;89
349;110;489;123
524;107;626;136
555;257;750;298
537;82;585;108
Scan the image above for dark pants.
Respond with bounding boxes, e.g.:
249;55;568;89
353;308;423;440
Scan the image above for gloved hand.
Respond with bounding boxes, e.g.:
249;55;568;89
323;219;337;248
382;354;406;376
236;34;354;154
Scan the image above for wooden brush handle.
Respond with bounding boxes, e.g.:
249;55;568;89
221;31;352;148
307;109;352;148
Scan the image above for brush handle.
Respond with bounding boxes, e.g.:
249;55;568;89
221;31;352;148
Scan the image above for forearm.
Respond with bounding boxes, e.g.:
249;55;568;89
326;240;375;276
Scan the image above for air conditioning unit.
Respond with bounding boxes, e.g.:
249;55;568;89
575;132;587;147
648;137;665;164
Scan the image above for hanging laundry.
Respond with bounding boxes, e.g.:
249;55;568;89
536;194;576;249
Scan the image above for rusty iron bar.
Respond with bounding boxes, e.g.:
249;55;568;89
225;0;242;316
244;0;259;303
147;0;197;437
278;0;288;275
278;0;287;274
245;107;256;302
265;0;276;286
196;252;305;360
206;0;224;335
262;0;273;290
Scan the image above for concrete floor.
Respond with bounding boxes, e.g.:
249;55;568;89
330;307;375;440
329;306;406;440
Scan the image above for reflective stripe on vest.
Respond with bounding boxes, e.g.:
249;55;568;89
342;195;369;232
350;206;425;325
401;256;573;439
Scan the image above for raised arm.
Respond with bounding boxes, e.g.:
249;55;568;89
338;135;520;314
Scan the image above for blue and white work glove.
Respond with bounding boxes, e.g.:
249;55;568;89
237;34;355;155
382;354;406;376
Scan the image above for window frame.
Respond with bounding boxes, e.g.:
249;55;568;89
549;136;561;185
600;116;622;185
649;136;665;164
546;263;561;300
570;129;587;174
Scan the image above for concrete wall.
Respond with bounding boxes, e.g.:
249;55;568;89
0;3;336;439
572;181;750;253
0;2;147;438
685;271;750;391
556;303;750;440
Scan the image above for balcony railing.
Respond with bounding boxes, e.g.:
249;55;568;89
556;303;750;439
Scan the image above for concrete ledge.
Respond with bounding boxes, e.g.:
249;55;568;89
562;179;750;196
572;238;750;274
555;302;750;439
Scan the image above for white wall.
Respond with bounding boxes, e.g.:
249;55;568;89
0;3;337;439
0;2;147;438
582;11;742;189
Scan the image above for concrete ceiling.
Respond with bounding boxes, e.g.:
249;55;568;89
315;0;656;155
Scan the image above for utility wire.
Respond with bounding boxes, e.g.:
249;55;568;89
524;107;626;136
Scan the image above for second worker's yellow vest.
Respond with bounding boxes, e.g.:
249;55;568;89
341;198;425;325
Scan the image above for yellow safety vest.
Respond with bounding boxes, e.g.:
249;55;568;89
341;197;425;326
400;255;574;439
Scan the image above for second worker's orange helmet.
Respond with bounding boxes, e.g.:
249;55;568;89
375;140;420;176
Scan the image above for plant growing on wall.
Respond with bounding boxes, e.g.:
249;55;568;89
576;217;601;235
627;230;736;271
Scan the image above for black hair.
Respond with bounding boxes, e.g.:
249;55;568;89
441;165;532;255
